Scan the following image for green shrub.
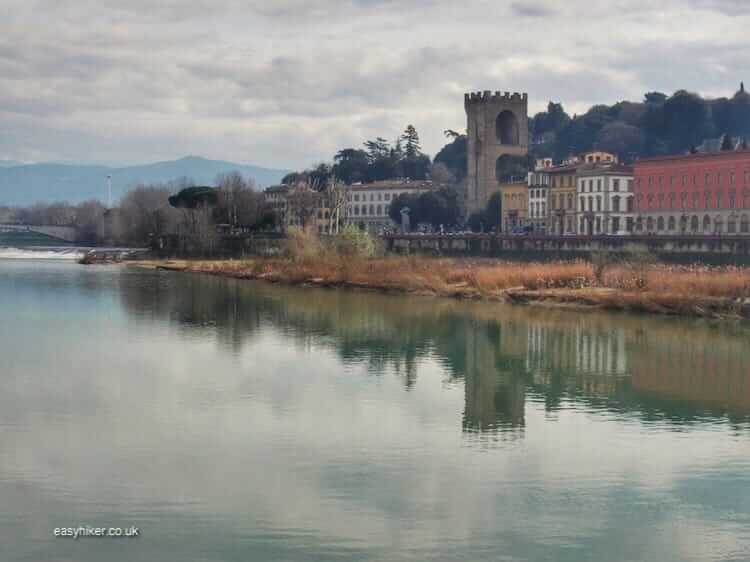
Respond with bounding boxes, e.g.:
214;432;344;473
333;224;376;259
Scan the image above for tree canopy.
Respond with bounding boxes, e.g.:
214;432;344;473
168;186;218;209
528;85;750;162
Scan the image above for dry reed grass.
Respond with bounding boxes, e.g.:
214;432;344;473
132;253;750;319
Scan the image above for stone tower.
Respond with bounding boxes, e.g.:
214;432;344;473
464;90;529;216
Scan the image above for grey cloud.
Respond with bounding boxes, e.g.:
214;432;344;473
511;1;555;17
1;0;748;168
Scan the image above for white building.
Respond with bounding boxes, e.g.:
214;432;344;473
577;164;635;235
346;180;434;233
527;170;549;233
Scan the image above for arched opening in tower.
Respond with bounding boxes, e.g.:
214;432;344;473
496;110;519;145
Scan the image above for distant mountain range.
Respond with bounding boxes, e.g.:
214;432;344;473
0;156;290;205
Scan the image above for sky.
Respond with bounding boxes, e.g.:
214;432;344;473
2;0;749;169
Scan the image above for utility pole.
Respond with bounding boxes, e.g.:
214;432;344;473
106;175;112;209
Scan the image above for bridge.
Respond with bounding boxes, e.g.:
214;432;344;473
0;224;78;243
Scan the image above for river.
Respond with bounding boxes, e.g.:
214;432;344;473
1;259;749;562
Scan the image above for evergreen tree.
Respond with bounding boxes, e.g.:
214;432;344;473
401;125;421;159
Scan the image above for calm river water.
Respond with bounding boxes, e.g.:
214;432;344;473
2;259;750;562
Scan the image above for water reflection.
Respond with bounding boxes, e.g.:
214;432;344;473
119;269;750;434
4;261;750;562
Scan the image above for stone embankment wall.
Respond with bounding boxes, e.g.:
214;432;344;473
384;234;750;264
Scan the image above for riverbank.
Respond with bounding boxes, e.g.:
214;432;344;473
127;256;750;320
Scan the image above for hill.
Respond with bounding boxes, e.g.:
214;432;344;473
0;156;289;205
529;85;750;162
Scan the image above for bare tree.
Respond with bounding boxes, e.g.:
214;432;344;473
118;184;178;245
287;181;317;229
325;178;349;234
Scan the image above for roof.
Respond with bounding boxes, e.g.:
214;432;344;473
264;184;289;193
347;179;434;191
577;164;633;177
634;149;750;167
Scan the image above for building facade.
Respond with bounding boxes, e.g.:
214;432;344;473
547;164;578;235
346;180;434;233
500;180;529;232
464;90;529;216
527;170;549;233
633;150;750;235
577;165;634;235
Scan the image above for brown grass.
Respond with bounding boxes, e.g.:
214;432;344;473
128;256;750;319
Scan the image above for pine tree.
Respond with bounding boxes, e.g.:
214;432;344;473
401;125;421;159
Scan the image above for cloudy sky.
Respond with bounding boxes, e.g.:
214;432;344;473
2;0;749;169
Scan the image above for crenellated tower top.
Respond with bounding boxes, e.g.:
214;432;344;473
464;90;528;107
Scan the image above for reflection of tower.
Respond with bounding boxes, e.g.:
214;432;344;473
462;320;526;435
465;90;529;216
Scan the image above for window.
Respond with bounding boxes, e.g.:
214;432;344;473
658;193;664;208
613;179;620;192
730;172;735;185
385;193;391;201
657;216;665;231
567;194;573;210
354;194;360;202
742;215;750;233
668;216;676;231
612;196;620;212
628;179;634;192
580;197;585;212
354;205;359;216
596;197;602;212
669;192;675;209
716;192;722;208
597;179;602;192
669;176;675;187
627;198;634;213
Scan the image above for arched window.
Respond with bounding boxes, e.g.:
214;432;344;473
728;215;737;233
496;111;519;145
714;216;723;233
690;215;699;232
636;216;643;231
646;217;654;231
668;216;676;231
741;214;749;233
703;215;711;232
657;216;665;231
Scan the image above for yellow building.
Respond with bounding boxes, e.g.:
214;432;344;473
500;180;528;233
547;164;578;235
